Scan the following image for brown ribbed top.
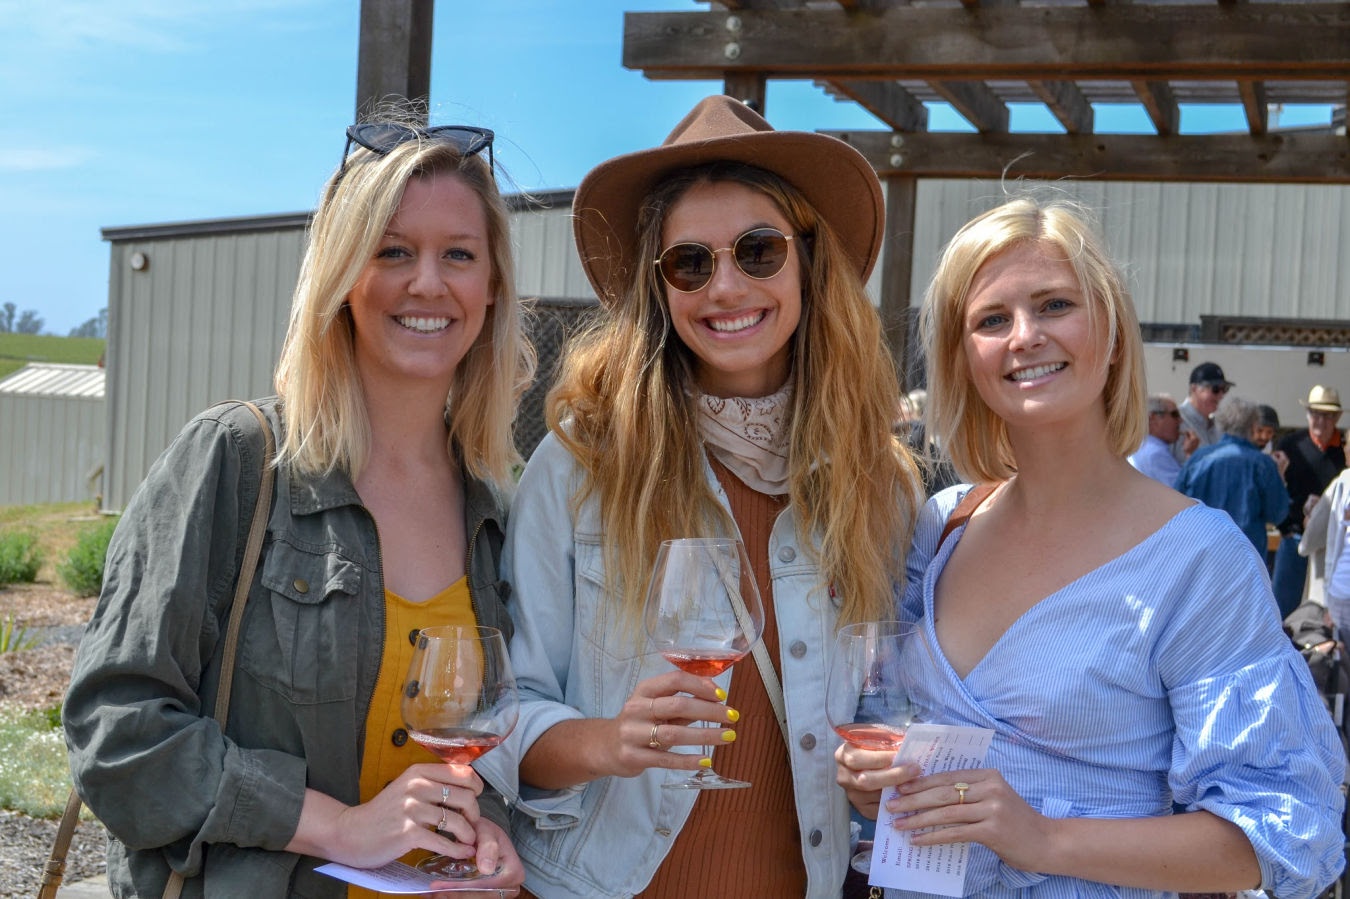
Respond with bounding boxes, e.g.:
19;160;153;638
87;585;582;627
637;456;805;897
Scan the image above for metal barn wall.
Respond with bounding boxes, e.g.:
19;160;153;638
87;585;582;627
100;181;1350;510
907;180;1350;324
0;364;106;506
103;217;307;510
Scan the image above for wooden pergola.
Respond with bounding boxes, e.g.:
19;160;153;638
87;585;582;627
622;0;1350;379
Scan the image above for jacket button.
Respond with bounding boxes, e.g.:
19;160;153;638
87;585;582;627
789;640;807;658
777;546;796;563
292;578;309;594
409;628;421;646
391;728;409;747
799;733;816;751
809;829;822;847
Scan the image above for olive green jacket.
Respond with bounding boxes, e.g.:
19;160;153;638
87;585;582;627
64;398;514;898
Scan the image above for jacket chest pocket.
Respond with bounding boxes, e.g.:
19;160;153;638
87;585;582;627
239;540;363;704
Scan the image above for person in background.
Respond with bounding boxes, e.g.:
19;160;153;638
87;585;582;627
1174;394;1289;559
1127;393;1183;486
1171;361;1231;464
63;110;532;897
1255;403;1280;454
475;94;925;898
1272;385;1346;619
836;196;1344;899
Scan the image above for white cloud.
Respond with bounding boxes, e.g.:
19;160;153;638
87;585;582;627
0;147;95;172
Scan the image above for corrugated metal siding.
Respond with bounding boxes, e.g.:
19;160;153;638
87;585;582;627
0;390;105;506
511;201;593;300
105;228;304;509
907;180;1350;324
0;362;104;399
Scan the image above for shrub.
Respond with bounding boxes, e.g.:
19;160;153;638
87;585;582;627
58;517;119;597
0;529;42;585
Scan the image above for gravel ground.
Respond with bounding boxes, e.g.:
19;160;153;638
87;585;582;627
0;582;106;897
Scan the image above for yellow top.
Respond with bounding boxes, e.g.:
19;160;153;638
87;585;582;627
348;577;475;899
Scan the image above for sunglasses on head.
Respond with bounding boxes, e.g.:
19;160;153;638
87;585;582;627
339;123;495;179
654;227;795;293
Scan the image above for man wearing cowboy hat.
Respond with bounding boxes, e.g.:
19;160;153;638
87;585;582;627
1272;385;1346;617
1171;361;1233;465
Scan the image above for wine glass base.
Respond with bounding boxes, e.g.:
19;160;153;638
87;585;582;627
662;772;751;790
416;855;483;880
850;847;873;874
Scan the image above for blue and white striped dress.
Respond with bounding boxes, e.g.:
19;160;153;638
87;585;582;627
888;486;1346;899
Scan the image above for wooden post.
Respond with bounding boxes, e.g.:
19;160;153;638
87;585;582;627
880;174;917;390
356;0;434;122
722;73;767;115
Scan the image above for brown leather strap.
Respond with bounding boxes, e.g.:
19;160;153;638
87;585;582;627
42;401;275;899
937;482;1000;551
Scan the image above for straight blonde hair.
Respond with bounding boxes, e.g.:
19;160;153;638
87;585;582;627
920;196;1146;483
274;128;534;488
551;162;924;628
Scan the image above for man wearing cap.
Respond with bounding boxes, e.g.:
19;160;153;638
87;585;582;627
1171;362;1233;465
1271;385;1346;617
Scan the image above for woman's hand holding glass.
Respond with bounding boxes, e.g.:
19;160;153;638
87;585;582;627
643;537;764;789
403;625;519;882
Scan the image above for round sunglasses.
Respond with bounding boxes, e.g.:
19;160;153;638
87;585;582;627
654;227;795;293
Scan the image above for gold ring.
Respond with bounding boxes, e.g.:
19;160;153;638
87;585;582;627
438;809;449;832
648;723;663;750
954;782;970;804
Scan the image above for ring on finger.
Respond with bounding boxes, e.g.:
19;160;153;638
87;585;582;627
441;784;451;806
954;782;970;804
438;809;449;832
648;723;663;750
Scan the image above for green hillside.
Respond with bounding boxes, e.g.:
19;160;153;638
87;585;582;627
0;334;105;381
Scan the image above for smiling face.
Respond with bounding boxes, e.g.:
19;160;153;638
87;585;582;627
961;241;1110;431
659;180;802;398
346;172;494;394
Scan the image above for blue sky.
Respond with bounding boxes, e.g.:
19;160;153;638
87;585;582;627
2;0;1335;336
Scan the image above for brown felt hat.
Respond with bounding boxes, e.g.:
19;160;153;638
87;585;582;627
572;94;885;305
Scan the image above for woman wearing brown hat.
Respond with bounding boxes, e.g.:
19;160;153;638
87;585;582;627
474;95;924;897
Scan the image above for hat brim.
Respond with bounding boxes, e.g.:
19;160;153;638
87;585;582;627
573;124;883;305
1302;401;1344;412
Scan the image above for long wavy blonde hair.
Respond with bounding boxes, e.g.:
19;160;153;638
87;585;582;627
551;162;923;627
920;196;1146;483
274;123;534;489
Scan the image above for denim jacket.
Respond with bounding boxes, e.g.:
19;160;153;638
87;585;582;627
64;398;513;899
474;432;851;898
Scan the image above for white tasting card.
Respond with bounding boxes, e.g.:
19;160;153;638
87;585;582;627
868;723;995;896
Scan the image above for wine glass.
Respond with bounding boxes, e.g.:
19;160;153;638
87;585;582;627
644;537;765;790
402;624;519;880
825;620;919;872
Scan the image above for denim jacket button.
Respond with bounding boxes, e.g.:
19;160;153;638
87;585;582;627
799;733;817;751
777;546;796;563
292;578;309;594
809;828;823;847
788;640;807;658
391;728;409;747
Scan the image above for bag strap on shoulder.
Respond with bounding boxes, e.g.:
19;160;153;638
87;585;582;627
937;482;1000;552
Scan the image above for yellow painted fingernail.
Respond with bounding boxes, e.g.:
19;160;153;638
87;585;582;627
714;687;727;701
699;757;714;768
725;708;740;723
720;730;736;743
